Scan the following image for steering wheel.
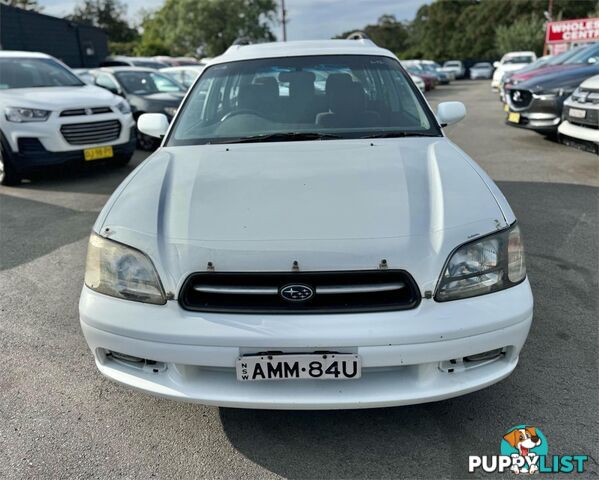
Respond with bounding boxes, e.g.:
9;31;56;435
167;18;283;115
220;109;266;122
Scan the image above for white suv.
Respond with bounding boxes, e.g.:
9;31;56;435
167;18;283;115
492;51;537;91
0;51;136;185
559;74;599;153
80;40;533;410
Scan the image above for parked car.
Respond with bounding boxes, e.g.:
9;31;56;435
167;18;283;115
403;64;437;91
492;51;537;91
160;65;206;89
558;74;599;153
100;56;168;70
88;67;186;150
469;62;493;80
442;60;465;79
0;51;135;185
404;60;450;84
153;56;202;66
421;60;453;84
503;43;599;98
505;63;599;134
409;74;426;92
79;39;532;410
72;68;95;84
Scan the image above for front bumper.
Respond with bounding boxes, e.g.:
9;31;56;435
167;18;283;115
11;129;136;173
80;280;534;409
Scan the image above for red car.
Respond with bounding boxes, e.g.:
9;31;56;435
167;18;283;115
405;67;437;91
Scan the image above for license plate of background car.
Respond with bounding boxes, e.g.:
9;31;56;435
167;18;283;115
568;108;586;119
508;112;520;123
84;146;113;161
236;353;361;381
503;103;509;112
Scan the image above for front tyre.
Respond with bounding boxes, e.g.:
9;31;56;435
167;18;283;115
0;135;22;186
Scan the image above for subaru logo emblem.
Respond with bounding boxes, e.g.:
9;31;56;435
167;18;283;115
85;108;92;115
280;284;314;301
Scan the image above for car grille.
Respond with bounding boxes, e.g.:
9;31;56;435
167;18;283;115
179;270;421;314
60;120;121;145
508;89;532;110
565;106;599;129
60;106;113;117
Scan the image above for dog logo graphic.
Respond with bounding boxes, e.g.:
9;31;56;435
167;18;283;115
501;425;548;474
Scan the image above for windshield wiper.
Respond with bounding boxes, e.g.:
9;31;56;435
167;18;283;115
360;131;440;139
209;132;342;144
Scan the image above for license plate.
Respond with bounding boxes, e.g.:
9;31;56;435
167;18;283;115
84;146;113;161
569;108;586;119
508;112;520;123
236;353;361;381
503;103;509;112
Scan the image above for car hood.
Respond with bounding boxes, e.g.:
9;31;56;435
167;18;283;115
511;63;580;82
96;138;510;294
0;85;119;109
499;63;530;74
516;64;599;92
131;92;185;103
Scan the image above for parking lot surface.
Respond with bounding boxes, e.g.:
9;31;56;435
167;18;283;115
1;81;597;479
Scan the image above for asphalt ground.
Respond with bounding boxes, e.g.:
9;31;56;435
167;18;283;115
0;80;597;479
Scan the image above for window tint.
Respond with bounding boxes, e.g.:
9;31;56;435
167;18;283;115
0;58;83;89
169;55;439;145
114;71;184;95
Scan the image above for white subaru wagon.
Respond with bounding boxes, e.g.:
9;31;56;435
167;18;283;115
80;40;533;410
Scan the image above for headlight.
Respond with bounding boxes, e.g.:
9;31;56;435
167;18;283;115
84;233;166;305
115;101;131;115
5;107;51;122
435;224;526;302
164;106;177;117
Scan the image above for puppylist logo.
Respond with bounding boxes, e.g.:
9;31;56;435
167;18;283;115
468;425;588;474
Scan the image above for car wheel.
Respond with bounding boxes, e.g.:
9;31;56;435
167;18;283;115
136;128;159;151
0;135;22;186
113;152;134;167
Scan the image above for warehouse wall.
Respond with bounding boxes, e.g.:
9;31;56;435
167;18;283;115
0;4;108;68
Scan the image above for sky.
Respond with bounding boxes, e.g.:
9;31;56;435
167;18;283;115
38;0;427;40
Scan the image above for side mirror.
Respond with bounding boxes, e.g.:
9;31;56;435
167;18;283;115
138;113;169;138
437;101;466;127
493;61;500;68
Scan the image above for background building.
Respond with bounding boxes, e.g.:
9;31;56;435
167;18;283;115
0;3;108;67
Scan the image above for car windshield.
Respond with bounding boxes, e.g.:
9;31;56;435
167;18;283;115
473;63;491;68
564;43;599;64
444;62;460;67
168;55;439;145
0;57;84;89
114;71;184;94
503;56;534;64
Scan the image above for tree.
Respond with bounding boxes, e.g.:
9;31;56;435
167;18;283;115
68;0;138;43
139;0;277;57
495;14;546;56
2;0;42;11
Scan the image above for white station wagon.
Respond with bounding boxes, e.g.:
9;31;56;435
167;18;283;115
80;39;533;409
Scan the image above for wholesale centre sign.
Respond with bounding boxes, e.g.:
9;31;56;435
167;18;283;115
546;17;599;44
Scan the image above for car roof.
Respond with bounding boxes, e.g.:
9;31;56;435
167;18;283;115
93;66;159;73
208;39;395;65
0;50;52;59
160;65;205;72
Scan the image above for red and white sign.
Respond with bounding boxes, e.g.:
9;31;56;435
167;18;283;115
546;17;599;44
